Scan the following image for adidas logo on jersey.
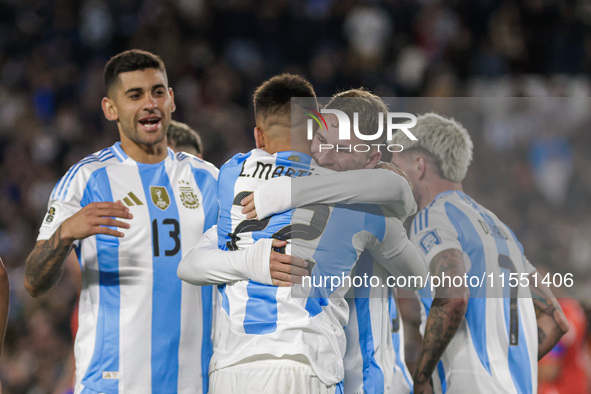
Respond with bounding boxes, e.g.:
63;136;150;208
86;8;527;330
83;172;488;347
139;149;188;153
122;192;143;207
102;371;119;379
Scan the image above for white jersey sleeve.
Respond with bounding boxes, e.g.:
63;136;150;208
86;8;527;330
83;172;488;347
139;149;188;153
178;225;274;286
365;218;427;289
410;203;464;271
253;169;417;221
37;159;101;242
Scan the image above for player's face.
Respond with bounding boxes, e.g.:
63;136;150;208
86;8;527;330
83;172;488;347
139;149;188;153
104;68;175;149
310;114;379;171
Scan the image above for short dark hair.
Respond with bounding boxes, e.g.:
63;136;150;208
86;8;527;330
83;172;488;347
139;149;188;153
167;120;203;156
325;88;389;144
104;49;167;94
253;74;317;122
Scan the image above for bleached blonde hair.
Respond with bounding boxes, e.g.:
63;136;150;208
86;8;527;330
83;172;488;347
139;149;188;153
391;113;473;182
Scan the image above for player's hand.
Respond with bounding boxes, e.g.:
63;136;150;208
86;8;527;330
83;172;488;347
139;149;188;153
376;161;412;189
269;239;310;287
413;381;434;394
60;201;133;242
241;193;258;219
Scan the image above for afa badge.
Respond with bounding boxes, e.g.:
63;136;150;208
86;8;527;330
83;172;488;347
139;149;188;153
179;180;199;209
150;186;170;211
419;230;441;255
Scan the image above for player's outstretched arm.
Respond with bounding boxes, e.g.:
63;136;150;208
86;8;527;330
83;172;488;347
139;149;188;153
178;226;309;287
25;201;132;297
242;169;416;221
413;249;469;394
529;271;569;359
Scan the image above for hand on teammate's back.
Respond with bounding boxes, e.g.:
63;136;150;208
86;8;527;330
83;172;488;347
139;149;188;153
269;239;310;287
240;193;257;220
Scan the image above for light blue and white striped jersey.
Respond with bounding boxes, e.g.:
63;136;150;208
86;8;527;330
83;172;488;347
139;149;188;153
214;149;414;386
37;142;219;394
344;255;413;394
411;191;538;394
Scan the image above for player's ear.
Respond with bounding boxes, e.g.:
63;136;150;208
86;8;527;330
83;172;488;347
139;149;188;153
365;150;382;169
102;97;118;121
416;154;427;180
254;127;265;149
168;87;176;113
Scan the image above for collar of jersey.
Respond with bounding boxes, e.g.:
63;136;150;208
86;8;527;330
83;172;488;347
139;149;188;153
274;150;313;165
427;190;459;208
111;141;175;163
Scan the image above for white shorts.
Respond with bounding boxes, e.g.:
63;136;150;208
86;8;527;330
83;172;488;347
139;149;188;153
209;358;343;394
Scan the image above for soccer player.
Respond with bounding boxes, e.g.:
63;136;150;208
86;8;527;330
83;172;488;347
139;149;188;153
316;90;415;394
24;49;218;394
178;75;425;393
237;89;417;394
167;119;204;158
389;113;569;393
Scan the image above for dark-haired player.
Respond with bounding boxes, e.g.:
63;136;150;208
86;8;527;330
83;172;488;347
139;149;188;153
25;49;218;393
168;120;204;158
179;75;424;393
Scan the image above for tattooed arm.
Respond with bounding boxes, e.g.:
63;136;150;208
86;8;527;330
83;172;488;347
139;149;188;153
413;249;469;394
529;271;569;359
25;201;132;297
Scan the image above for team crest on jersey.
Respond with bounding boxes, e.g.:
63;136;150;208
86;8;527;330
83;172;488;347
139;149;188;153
150;186;170;211
419;230;441;254
178;180;199;209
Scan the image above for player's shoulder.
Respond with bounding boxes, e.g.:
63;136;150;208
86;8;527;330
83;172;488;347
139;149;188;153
418;190;482;221
409;192;461;240
50;146;118;201
74;146;119;172
175;150;219;178
219;149;277;174
220;149;258;169
62;147;118;180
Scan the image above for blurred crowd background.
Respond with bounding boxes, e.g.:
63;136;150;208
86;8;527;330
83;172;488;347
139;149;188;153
0;0;590;392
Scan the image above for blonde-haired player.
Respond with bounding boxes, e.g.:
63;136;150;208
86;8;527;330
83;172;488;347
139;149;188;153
391;113;568;394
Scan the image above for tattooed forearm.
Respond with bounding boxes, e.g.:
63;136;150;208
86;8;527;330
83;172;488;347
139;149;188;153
529;271;569;359
25;226;74;297
538;326;546;345
431;249;464;277
413;297;467;384
413;249;468;385
532;287;557;316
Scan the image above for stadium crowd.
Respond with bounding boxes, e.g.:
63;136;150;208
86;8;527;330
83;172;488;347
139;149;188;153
0;0;590;392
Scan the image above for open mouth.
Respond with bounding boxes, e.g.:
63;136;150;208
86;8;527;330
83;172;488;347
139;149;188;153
138;116;162;131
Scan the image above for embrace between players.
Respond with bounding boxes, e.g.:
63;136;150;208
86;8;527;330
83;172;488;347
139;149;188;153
24;49;567;394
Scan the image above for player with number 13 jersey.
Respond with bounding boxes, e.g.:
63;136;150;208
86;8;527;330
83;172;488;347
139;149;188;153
38;143;218;393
